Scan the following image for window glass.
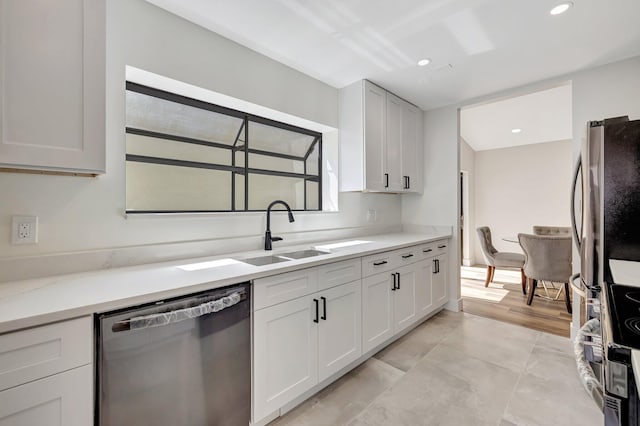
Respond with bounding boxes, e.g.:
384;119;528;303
125;83;322;213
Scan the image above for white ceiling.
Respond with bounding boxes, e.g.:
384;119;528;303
145;0;640;111
460;83;572;151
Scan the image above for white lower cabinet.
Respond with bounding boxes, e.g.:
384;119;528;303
432;254;448;306
415;258;434;316
253;240;450;424
361;272;394;353
362;262;418;353
317;281;362;381
0;364;92;426
253;279;362;422
253;295;319;420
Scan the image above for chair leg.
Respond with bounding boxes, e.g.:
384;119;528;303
484;266;494;287
564;282;572;314
520;268;526;295
489;266;496;283
527;279;537;305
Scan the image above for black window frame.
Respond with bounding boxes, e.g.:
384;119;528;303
125;82;323;214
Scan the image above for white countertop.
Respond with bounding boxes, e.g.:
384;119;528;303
0;232;449;334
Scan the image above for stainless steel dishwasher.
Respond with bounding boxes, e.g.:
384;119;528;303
96;282;250;426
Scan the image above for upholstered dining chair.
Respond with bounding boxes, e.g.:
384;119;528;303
532;226;571;236
518;233;572;313
476;227;526;293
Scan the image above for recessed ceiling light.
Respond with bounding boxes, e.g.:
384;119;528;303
550;2;573;15
512;128;522;134
417;58;431;67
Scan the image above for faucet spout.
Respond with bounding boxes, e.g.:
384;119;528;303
265;200;295;250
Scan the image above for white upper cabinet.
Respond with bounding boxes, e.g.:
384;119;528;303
363;81;387;191
401;101;422;193
339;80;423;193
0;0;105;175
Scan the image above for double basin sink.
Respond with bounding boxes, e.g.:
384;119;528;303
239;249;329;266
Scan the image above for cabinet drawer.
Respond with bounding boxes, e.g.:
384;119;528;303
394;246;419;265
362;251;396;277
254;268;318;310
433;240;449;256
0;316;92;392
419;240;449;259
0;364;93;426
317;258;362;291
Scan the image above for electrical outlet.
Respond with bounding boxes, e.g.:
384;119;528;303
11;216;38;244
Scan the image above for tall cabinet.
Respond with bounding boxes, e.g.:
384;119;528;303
0;0;105;174
339;80;423;193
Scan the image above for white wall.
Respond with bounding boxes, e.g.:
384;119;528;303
403;106;461;311
473;140;573;261
0;0;401;279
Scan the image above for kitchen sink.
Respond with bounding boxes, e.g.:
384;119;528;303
239;255;291;266
239;249;329;266
277;249;329;259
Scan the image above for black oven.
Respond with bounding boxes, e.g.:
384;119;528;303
602;279;640;426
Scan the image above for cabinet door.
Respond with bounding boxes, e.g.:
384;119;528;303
253;296;318;421
363;81;387;191
362;273;394;353
0;0;105;174
318;281;362;382
385;93;404;191
401;101;420;192
0;364;92;426
393;264;417;332
415;258;434;317
433;255;449;306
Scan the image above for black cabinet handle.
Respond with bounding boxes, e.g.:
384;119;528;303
384;173;389;188
373;260;388;266
438;245;447;249
313;298;319;323
403;176;408;189
423;249;433;253
321;296;327;320
436;259;440;274
407;176;410;189
396;272;401;289
402;254;414;259
433;259;438;274
391;273;397;291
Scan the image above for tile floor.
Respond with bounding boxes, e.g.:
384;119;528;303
269;310;602;426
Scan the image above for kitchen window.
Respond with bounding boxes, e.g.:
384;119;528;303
125;82;322;213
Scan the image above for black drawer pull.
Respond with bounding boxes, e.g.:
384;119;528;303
438;245;447;249
373;260;388;266
423;249;433;253
321;297;327;320
313;298;319;323
391;273;397;291
402;254;414;259
396;272;401;289
384;173;389;188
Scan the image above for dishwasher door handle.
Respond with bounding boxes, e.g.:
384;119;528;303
112;289;246;332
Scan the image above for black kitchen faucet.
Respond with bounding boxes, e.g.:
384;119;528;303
264;200;295;250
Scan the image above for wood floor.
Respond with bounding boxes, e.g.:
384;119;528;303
461;265;572;337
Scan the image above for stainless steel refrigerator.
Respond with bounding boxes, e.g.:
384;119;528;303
572;116;640;425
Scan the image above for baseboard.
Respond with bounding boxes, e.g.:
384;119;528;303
445;297;463;312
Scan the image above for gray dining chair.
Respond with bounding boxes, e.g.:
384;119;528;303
476;227;526;293
518;233;572;313
532;226;571;236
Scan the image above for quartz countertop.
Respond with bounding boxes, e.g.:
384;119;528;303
0;232;450;334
